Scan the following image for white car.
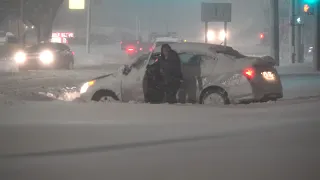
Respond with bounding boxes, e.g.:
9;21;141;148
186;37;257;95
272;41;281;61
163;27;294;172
78;42;283;105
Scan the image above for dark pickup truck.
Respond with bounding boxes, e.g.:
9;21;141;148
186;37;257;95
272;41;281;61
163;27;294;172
120;40;140;50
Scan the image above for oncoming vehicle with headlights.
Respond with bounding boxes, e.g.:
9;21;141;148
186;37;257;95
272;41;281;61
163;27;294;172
78;42;283;105
13;42;74;70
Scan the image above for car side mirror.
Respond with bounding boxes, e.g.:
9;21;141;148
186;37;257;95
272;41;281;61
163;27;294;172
121;64;131;75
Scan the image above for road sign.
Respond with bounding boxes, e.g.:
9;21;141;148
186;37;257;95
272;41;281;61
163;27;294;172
69;0;85;10
201;3;232;22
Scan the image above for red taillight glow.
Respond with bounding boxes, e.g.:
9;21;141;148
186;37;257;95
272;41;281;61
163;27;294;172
72;51;75;55
260;33;264;39
243;67;255;79
139;47;143;51
128;48;134;51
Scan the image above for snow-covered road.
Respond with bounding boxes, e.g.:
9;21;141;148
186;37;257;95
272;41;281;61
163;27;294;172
0;96;319;180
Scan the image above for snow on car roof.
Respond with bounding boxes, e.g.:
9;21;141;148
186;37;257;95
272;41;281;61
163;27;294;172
155;37;180;42
153;42;232;54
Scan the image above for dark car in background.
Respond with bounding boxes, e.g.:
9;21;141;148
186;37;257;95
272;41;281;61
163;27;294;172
120;40;140;50
13;42;75;71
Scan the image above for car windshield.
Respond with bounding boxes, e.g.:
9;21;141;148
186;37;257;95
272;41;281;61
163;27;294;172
25;43;55;53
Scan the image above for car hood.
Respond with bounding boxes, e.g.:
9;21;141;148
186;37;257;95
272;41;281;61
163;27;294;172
91;72;118;81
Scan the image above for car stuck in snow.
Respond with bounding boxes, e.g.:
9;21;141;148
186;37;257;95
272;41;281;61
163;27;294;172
78;42;283;105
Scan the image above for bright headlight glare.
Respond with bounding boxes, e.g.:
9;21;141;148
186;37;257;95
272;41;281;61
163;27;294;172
80;80;95;94
219;30;228;41
14;51;26;64
207;30;215;41
39;50;54;64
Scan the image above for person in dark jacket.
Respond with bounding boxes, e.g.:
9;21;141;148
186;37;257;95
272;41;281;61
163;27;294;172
159;44;183;104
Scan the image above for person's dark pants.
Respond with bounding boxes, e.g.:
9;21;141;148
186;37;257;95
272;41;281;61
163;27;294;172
164;81;180;104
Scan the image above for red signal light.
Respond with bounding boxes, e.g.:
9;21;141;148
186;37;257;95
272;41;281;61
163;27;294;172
243;67;255;79
260;33;264;39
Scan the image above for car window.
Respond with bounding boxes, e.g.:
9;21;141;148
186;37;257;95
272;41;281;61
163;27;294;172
179;53;201;65
56;43;70;51
201;55;216;62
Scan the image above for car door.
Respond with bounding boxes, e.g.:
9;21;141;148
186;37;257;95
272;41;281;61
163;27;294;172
121;55;149;102
179;53;203;102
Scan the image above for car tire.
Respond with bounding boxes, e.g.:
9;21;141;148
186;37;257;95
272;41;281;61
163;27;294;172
201;89;229;105
91;90;119;102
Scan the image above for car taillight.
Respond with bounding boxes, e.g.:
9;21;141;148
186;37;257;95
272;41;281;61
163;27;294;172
243;67;255;79
127;48;134;51
139;47;143;51
72;51;75;55
260;33;264;39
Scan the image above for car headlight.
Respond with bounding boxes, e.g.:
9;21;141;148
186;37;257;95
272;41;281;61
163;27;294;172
219;30;228;41
39;50;54;64
207;30;215;41
80;80;95;94
14;51;26;64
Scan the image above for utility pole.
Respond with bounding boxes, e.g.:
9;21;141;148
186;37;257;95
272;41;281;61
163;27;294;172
135;16;139;40
223;21;227;46
290;0;296;63
86;0;91;53
20;0;24;45
204;22;208;43
314;1;320;71
270;0;280;65
294;0;303;63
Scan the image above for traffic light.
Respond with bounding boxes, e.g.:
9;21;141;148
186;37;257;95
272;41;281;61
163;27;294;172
304;4;314;15
296;16;302;24
303;0;319;15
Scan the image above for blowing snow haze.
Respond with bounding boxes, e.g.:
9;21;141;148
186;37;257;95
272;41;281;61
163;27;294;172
53;0;267;39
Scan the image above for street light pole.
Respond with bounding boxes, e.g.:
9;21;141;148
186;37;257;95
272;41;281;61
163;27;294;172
314;1;320;71
86;0;91;53
20;0;24;45
294;0;303;63
270;0;280;66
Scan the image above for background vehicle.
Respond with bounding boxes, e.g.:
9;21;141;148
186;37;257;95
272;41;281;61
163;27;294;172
125;45;139;59
120;40;140;50
79;43;283;105
13;42;74;71
138;42;153;53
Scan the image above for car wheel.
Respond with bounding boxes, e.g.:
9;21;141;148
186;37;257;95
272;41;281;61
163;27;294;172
91;90;119;102
201;89;229;105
